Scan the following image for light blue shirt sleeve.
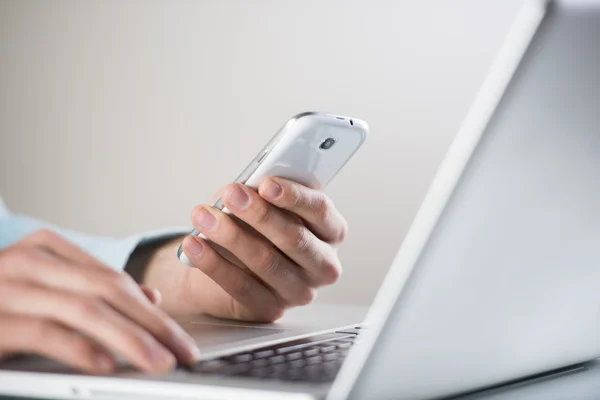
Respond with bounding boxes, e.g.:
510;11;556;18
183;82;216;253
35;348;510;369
0;197;189;271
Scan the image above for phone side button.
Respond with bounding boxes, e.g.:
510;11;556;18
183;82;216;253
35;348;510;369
257;150;269;163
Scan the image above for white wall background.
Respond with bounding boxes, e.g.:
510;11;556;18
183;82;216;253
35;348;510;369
0;0;524;306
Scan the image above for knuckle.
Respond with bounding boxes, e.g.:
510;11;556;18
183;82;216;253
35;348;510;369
31;228;56;241
287;186;302;208
230;274;252;297
28;229;61;246
0;246;40;274
314;196;332;220
0;245;24;266
74;298;103;319
99;269;130;295
286;226;311;252
253;203;271;225
255;248;280;275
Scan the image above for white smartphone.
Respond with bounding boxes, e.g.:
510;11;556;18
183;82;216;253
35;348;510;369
177;111;369;265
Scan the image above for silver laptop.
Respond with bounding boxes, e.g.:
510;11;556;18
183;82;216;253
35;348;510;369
1;0;599;398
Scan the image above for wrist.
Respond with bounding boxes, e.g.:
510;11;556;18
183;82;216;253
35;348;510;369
136;236;207;316
125;235;184;283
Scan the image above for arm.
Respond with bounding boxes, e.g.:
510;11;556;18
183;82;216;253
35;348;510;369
0;202;200;373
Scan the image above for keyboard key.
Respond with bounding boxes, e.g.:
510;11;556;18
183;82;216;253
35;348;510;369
323;360;341;371
331;341;352;349
271;363;288;373
303;347;320;357
253;349;275;359
320;370;339;382
220;363;251;376
251;359;269;368
304;364;323;376
249;367;271;378
190;331;354;384
275;333;354;354
283;369;304;381
289;359;306;369
286;352;303;361
232;353;252;363
268;355;286;364
306;355;323;365
319;345;337;353
193;359;229;373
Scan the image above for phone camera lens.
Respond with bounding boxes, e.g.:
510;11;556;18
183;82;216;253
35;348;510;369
320;138;336;150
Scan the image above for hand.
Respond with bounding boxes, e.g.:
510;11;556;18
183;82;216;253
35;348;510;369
145;178;347;322
0;230;200;374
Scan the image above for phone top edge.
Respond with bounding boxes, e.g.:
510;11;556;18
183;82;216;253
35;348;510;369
292;111;368;125
294;113;369;145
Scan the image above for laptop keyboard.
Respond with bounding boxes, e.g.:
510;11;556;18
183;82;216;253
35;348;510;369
191;327;362;383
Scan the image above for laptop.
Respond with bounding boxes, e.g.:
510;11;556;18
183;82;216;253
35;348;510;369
1;0;599;398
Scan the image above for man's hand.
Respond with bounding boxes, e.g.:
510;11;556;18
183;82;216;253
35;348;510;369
144;177;347;322
0;230;200;374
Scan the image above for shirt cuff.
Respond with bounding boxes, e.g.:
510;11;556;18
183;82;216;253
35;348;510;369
105;226;191;272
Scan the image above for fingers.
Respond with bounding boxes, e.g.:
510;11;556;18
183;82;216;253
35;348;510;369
1;233;200;366
181;235;284;322
189;206;317;307
19;229;107;269
0;314;115;374
258;177;348;245
0;281;176;373
220;184;341;285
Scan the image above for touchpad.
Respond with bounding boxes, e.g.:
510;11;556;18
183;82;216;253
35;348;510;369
178;319;286;348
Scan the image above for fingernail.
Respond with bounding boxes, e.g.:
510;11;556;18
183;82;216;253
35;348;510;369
261;179;282;200
226;186;250;209
95;353;114;372
195;208;217;230
185;236;204;256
